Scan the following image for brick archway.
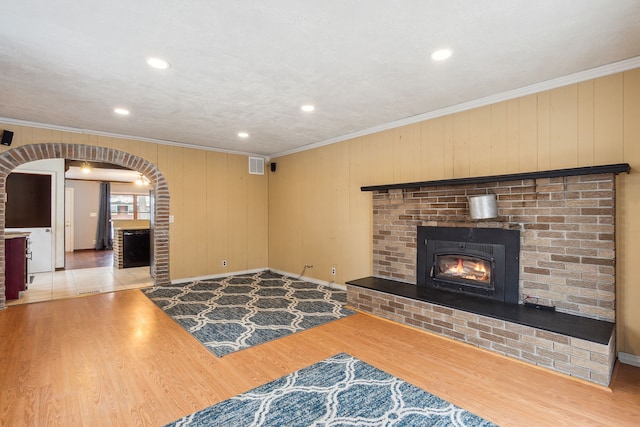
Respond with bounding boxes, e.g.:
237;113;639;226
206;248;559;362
0;143;170;308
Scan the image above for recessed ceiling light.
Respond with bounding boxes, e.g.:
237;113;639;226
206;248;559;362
146;57;170;70
431;49;453;61
114;108;130;115
238;132;249;138
301;105;315;112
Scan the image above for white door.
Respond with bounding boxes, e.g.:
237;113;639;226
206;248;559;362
65;187;74;252
8;227;53;273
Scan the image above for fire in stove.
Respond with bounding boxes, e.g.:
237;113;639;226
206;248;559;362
417;225;520;304
437;255;491;285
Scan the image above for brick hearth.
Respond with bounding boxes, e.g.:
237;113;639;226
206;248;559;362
347;281;615;385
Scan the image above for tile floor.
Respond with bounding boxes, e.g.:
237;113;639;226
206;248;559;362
6;266;153;306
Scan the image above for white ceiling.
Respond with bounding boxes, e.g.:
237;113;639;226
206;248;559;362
1;1;639;158
65;166;142;182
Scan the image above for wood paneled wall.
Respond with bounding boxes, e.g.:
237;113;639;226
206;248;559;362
2;69;638;356
0;127;269;281
268;69;640;357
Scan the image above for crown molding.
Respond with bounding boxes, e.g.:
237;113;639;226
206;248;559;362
0;117;269;160
271;56;640;159
3;56;639;162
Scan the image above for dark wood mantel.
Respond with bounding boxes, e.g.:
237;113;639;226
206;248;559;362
361;163;630;192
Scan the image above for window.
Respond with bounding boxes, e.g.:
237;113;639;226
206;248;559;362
111;194;150;220
137;195;151;219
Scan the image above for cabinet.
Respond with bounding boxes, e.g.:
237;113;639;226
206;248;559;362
5;235;28;300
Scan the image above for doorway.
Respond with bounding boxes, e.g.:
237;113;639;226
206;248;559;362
65;187;74;253
0;143;171;309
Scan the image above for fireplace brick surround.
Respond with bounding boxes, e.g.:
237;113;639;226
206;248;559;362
347;165;629;386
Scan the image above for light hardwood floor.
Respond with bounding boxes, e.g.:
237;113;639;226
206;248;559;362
0;290;638;426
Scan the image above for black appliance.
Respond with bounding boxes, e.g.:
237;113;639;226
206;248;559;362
122;229;150;268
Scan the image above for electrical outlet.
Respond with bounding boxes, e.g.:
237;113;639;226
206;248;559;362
222;260;227;267
331;266;336;276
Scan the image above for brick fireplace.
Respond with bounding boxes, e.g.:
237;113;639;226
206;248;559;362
347;164;629;386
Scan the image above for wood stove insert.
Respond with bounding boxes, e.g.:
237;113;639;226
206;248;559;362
417;226;520;304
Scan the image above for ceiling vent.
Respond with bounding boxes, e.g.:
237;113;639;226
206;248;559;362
249;157;264;175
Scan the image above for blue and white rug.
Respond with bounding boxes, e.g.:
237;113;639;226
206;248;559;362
165;353;497;426
144;271;354;357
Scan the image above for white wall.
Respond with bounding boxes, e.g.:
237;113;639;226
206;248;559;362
65;180;101;250
111;181;153;195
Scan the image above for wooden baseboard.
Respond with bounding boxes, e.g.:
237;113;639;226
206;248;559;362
619;352;640;367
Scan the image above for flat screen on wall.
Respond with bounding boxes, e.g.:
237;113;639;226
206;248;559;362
6;172;52;228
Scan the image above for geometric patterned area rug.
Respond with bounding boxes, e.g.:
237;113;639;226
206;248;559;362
143;270;355;357
164;353;497;427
